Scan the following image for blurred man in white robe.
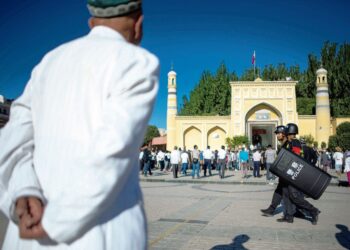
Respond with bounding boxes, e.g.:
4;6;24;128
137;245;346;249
0;0;159;249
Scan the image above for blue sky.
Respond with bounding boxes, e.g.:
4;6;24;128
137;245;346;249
0;0;349;129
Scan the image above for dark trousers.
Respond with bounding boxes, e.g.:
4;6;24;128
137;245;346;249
172;164;179;178
270;180;296;217
284;185;317;217
270;181;284;209
218;159;226;178
159;160;165;171
253;161;260;177
203;159;212;176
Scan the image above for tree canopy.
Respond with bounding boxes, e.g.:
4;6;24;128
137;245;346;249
143;125;160;146
178;42;350;117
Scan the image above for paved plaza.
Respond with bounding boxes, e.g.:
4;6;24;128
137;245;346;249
143;181;350;250
0;172;349;249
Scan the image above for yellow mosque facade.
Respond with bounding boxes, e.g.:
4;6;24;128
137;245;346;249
166;67;350;151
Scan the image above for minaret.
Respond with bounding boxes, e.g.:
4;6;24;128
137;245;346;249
166;69;178;151
315;67;331;146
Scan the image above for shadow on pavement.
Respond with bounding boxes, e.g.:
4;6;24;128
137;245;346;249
335;224;350;249
210;234;250;250
337;180;349;187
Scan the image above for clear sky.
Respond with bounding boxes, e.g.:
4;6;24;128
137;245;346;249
0;0;349;129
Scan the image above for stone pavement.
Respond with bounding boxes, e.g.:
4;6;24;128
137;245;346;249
140;168;348;187
143;182;350;250
0;176;349;249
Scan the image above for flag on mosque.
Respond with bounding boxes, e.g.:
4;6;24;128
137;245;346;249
252;51;256;65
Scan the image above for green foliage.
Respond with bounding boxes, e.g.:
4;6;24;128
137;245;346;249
328;122;350;151
240;68;258;81
179;63;237;116
226;135;249;149
338;132;350;151
336;122;350;135
321;141;327;149
178;42;350;117
299;134;315;146
143;125;160;145
328;135;338;151
313;141;319;148
296;98;315;115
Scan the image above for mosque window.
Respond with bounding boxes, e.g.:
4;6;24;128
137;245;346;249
322;76;325;82
318;77;320;83
172;78;174;85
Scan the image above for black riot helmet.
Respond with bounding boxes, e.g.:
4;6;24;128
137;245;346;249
286;123;299;135
274;125;286;135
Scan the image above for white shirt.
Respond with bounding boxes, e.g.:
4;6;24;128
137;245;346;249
0;26;159;249
203;149;213;160
157;150;165;161
253;151;262;162
218;149;226;160
171;150;181;164
139;151;144;160
180;152;189;163
333;152;344;165
345;157;350;173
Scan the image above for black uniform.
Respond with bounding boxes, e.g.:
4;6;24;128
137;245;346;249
283;139;320;223
265;140;290;211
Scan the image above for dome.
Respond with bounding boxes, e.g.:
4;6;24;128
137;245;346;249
316;68;327;75
168;70;177;77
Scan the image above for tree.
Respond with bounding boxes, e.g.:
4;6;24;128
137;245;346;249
299;134;315;146
328;122;350;151
336;122;350;136
328;135;338;151
179;62;236;116
143;125;160;145
226;135;249;149
296;98;315;115
338;133;350;151
321;141;327;149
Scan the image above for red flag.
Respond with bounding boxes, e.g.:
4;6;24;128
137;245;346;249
252;51;256;65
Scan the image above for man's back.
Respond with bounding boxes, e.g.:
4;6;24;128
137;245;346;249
31;26;159;202
0;25;159;247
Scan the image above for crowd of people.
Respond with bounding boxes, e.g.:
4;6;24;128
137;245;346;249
139;143;280;182
140;140;350;186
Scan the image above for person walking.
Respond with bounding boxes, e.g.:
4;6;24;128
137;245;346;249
157;149;165;171
280;123;320;225
191;145;200;179
264;145;277;183
333;147;344;178
239;146;249;179
203;146;213;177
171;146;181;178
261;126;289;217
0;1;158;248
344;149;350;186
252;149;262;178
218;145;227;179
180;149;189;175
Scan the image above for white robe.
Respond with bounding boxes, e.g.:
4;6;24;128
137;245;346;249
0;26;159;249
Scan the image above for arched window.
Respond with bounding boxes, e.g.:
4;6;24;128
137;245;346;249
322;76;325;82
172;78;175;85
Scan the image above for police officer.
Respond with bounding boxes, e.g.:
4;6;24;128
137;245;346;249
260;125;289;217
280;123;321;225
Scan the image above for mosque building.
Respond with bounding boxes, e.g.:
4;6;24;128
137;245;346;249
166;67;350;151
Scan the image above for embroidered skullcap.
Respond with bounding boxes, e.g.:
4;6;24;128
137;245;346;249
87;0;142;18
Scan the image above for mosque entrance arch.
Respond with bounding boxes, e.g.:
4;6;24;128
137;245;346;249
245;103;282;149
